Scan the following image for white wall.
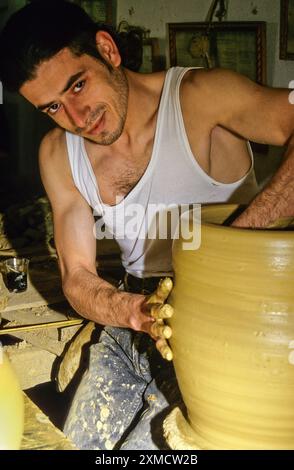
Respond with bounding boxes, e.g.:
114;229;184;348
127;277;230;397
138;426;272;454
117;0;294;87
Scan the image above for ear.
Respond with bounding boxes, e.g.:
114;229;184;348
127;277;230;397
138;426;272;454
95;30;121;67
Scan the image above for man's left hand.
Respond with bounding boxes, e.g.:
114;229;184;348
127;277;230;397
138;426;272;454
143;277;174;361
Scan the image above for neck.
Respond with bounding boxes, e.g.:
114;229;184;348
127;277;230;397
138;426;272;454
111;69;166;152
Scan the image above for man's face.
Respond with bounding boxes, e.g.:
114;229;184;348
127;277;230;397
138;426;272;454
20;48;129;145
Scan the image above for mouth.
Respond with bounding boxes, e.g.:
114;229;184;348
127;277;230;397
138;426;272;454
86;112;105;135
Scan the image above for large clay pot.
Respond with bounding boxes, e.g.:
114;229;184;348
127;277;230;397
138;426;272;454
0;352;24;449
166;204;294;450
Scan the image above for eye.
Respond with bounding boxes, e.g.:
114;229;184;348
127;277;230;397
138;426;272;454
73;80;85;93
48;103;61;115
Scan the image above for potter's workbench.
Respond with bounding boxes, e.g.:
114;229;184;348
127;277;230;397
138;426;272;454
0;258;84;389
0;240;122;390
22;393;76;450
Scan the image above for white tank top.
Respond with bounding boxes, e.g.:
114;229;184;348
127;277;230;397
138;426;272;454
66;67;258;278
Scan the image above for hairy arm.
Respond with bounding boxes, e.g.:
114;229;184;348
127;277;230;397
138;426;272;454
39;129;153;333
187;68;294;227
232;138;294;228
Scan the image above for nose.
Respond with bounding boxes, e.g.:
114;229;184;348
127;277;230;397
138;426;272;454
65;100;91;131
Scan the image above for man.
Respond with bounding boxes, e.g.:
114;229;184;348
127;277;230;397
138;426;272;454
0;0;293;450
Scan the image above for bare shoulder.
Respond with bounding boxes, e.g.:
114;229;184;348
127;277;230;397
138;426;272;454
180;67;265;128
181;67;264;107
183;67;254;91
180;67;292;145
39;127;71;179
39;127;66;165
39;127;76;200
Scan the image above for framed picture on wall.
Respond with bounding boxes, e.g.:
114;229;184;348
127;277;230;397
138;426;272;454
168;21;266;84
280;0;294;59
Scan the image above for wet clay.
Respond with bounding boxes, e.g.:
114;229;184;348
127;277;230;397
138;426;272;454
165;204;294;450
0;353;24;449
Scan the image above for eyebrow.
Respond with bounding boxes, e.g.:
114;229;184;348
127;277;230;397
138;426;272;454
37;70;86;111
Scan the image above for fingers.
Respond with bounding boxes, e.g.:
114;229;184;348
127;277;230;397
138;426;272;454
145;277;174;361
150;303;174;320
147;277;173;304
156;277;173;302
156;338;173;361
150;320;172;339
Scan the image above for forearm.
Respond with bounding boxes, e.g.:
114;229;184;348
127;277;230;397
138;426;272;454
63;267;146;330
233;138;294;228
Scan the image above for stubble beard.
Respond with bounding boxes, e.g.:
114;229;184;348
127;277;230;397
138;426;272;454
87;67;129;146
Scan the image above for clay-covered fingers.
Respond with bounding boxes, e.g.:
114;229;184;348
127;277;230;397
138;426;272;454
145;277;174;361
147;277;173;304
156;338;173;361
150;320;172;339
150;303;174;320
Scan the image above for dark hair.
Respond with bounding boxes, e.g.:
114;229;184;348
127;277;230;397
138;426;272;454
0;0;123;92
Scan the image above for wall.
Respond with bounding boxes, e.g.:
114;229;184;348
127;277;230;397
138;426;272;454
117;0;294;87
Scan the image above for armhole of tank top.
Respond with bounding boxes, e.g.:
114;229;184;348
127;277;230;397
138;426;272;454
246;141;254;171
174;67;221;185
66;131;104;214
65;131;74;173
175;68;255;188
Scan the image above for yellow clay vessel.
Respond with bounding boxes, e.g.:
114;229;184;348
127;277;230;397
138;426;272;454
167;204;294;450
0;352;24;449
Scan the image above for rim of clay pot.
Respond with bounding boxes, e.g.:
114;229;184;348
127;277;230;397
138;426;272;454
200;204;294;241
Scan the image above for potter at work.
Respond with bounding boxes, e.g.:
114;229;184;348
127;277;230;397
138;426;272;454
0;0;294;450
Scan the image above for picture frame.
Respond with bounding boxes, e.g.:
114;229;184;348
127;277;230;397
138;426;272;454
168;21;266;84
280;0;294;59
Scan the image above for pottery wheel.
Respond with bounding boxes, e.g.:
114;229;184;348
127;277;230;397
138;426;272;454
163;407;212;450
